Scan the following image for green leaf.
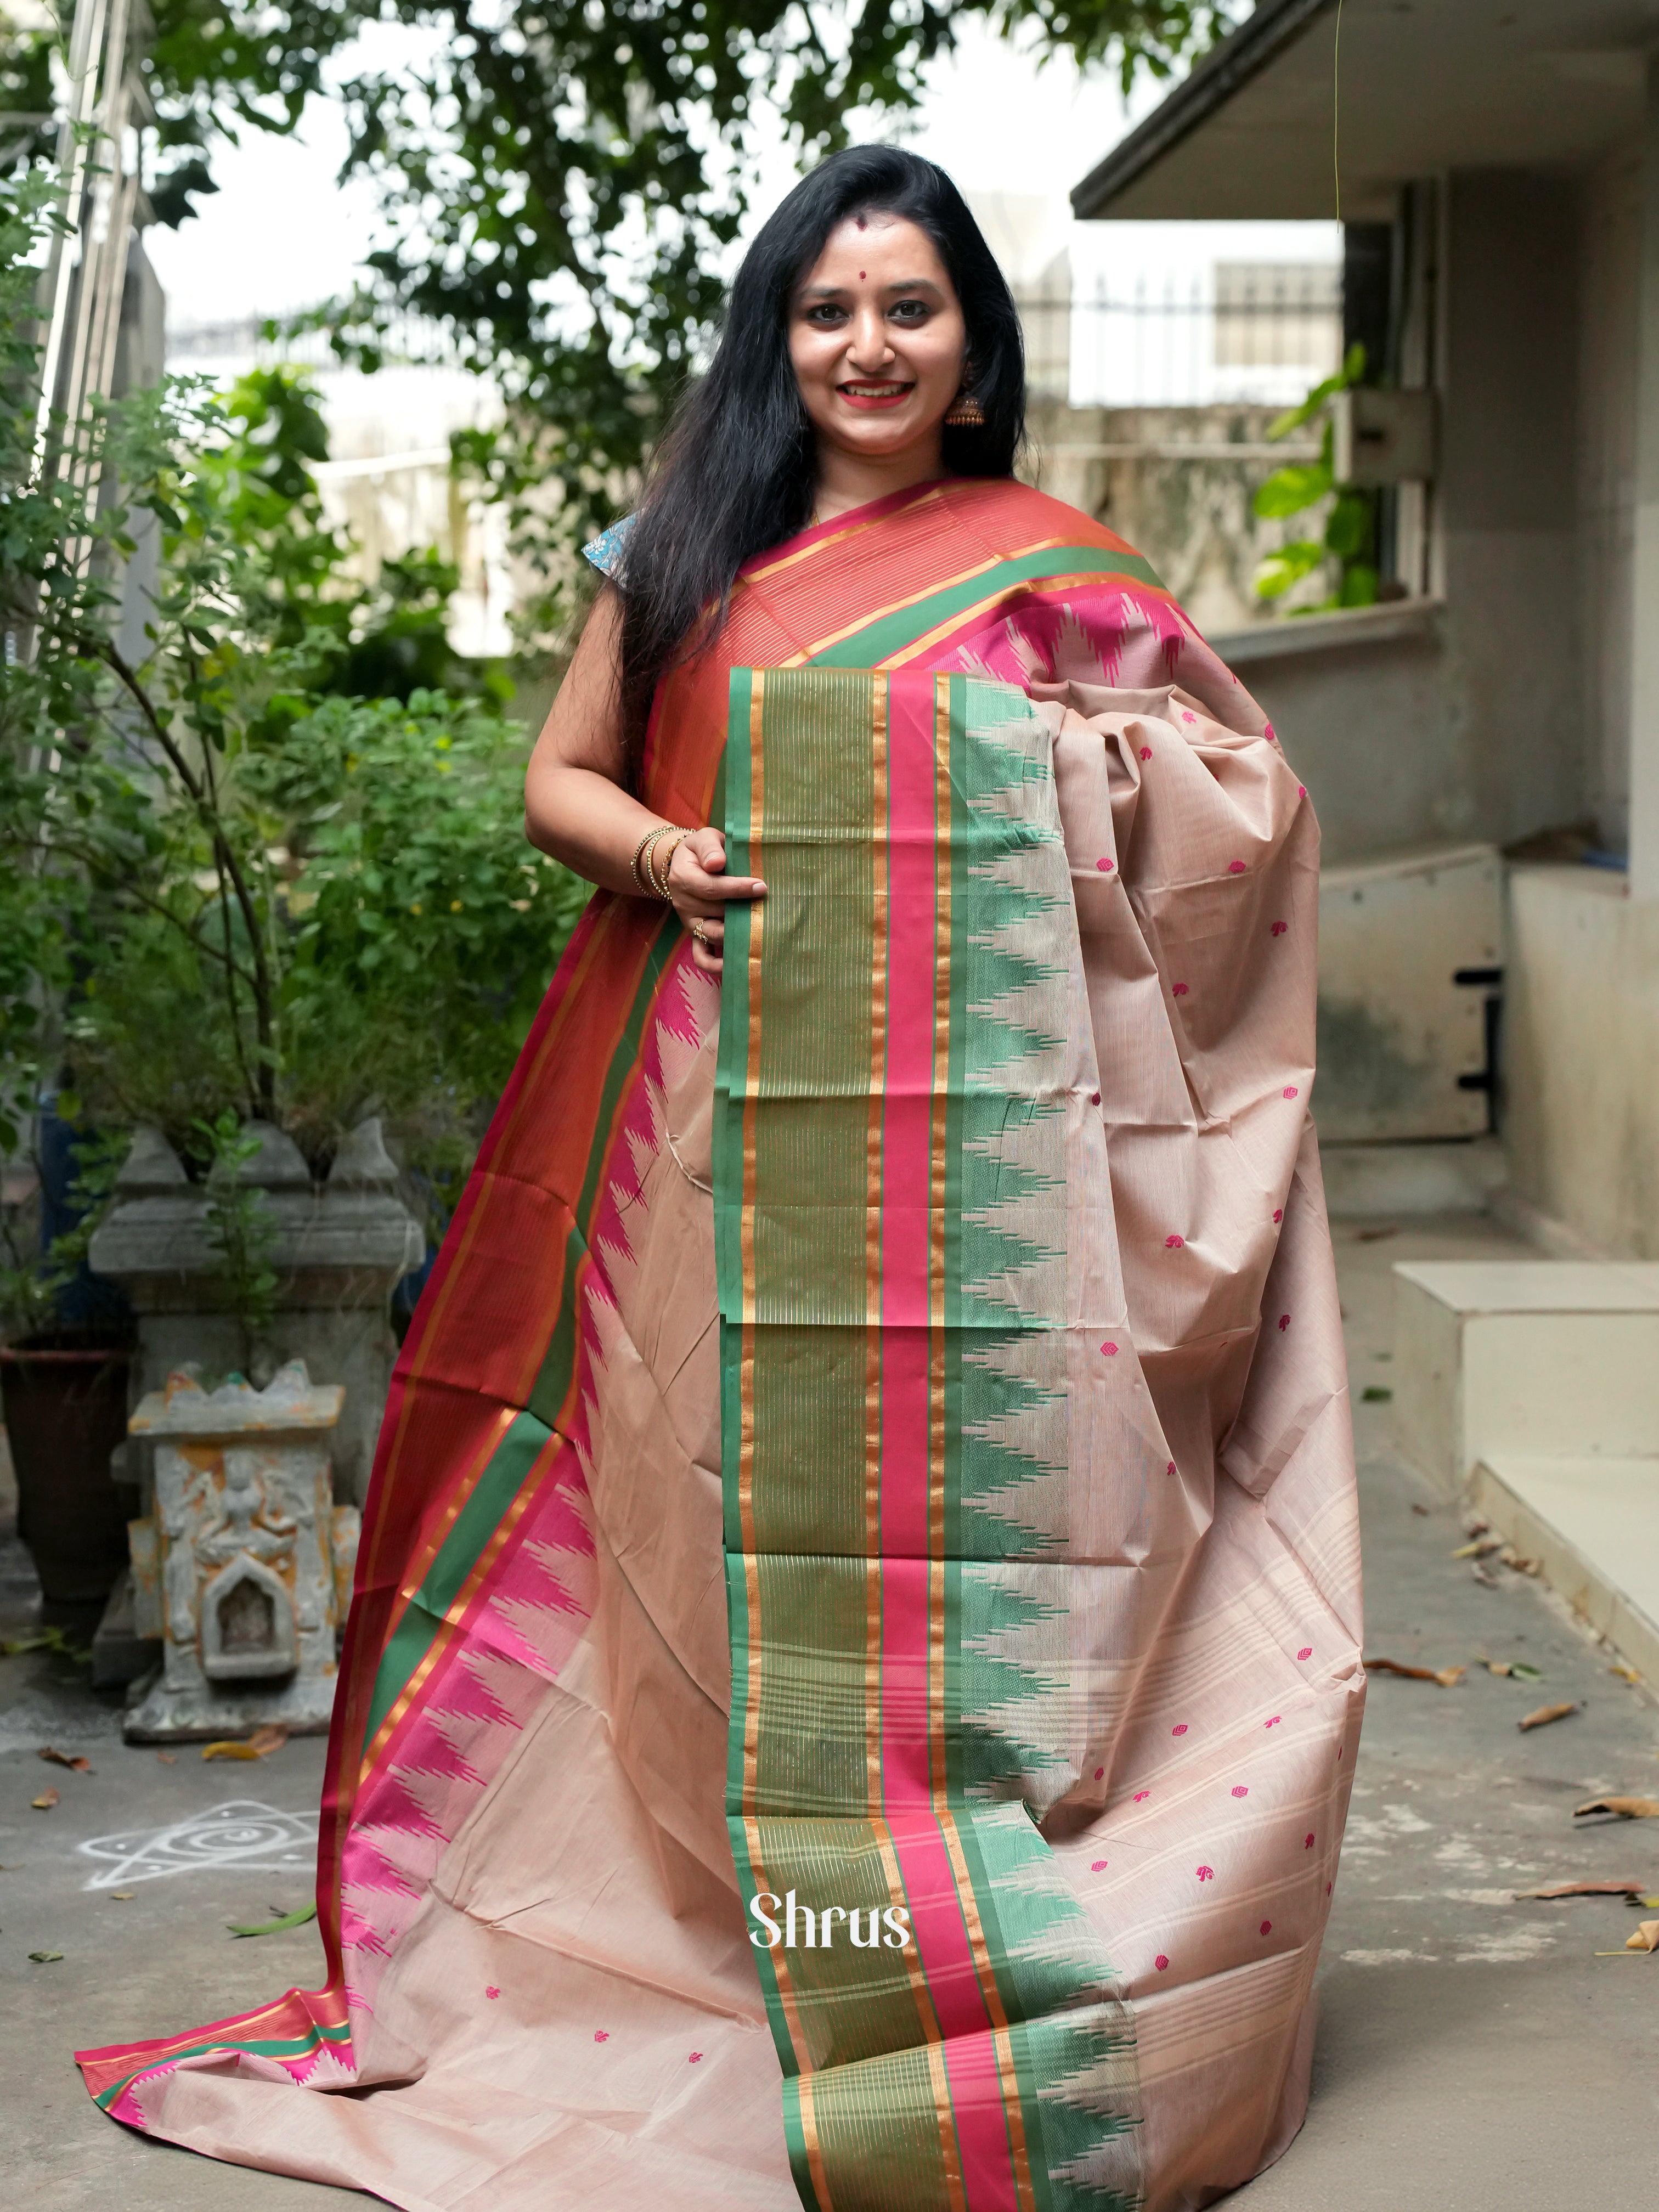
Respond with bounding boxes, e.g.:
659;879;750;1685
227;1903;317;1939
1339;565;1380;608
1254;463;1334;520
1254;541;1328;601
1265;343;1370;442
1325;490;1374;559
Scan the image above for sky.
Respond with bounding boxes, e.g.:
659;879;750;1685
144;19;1340;336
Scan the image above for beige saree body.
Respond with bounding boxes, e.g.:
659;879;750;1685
81;478;1363;2212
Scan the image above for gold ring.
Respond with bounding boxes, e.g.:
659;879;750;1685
690;922;710;946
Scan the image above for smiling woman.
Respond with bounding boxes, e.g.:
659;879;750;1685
788;217;970;464
522;151;1026;975
81;146;1364;2212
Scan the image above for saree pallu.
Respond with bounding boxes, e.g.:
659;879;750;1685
78;477;1364;2212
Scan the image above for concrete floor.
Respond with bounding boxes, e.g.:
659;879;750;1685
4;1213;1658;2210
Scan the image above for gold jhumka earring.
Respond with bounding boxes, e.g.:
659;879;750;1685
944;388;985;427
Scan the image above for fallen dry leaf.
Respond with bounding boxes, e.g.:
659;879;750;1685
155;1751;176;1764
1610;1663;1643;1685
27;1949;63;1963
1464;1517;1491;1538
1624;1920;1659;1953
37;1746;92;1774
1452;1539;1502;1560
1499;1545;1542;1577
1519;1701;1581;1732
1471;1565;1500;1588
109;1891;135;1901
1410;1502;1431;1517
30;1788;59;1811
1366;1657;1465;1688
1486;1661;1544;1681
201;1724;290;1763
1353;1226;1398;1243
1515;1881;1647;1900
1575;1797;1659;1821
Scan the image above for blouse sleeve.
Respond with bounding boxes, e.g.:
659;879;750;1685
582;514;635;578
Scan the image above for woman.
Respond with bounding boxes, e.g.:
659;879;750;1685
80;148;1362;2212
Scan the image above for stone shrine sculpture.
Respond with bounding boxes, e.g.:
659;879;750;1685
123;1362;359;1741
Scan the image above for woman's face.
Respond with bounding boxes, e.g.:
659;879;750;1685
788;213;968;469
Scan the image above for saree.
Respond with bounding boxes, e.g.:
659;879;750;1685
78;476;1364;2211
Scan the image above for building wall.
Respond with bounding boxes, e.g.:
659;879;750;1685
1226;625;1463;866
1438;171;1588;852
1028;174;1593;873
1504;867;1659;1255
1578;145;1642;855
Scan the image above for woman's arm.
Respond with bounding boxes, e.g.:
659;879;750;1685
524;584;763;973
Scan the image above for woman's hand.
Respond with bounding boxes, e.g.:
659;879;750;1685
666;828;766;974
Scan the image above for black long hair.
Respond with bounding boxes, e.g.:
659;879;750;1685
611;145;1026;769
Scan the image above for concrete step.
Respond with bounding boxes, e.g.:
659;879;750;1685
1470;1453;1659;1685
1391;1259;1659;1490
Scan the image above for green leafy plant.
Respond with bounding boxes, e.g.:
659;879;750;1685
195;1110;280;1372
3;1;1247;641
2;167;585;1254
1252;343;1380;612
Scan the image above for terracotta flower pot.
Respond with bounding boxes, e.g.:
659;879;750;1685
0;1333;133;1611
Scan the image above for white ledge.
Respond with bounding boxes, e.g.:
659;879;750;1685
1207;596;1444;665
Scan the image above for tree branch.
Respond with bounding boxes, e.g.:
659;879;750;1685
92;633;279;1119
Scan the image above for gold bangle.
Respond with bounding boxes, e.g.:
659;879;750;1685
630;823;676;897
646;830;690;902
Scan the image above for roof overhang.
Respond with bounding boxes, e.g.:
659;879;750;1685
1073;0;1655;223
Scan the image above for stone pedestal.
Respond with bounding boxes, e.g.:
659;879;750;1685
89;1118;424;1507
123;1362;359;1740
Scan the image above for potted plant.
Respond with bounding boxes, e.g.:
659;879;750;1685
0;1135;133;1623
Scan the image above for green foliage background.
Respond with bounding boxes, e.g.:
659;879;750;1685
1;176;585;1280
6;0;1243;631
